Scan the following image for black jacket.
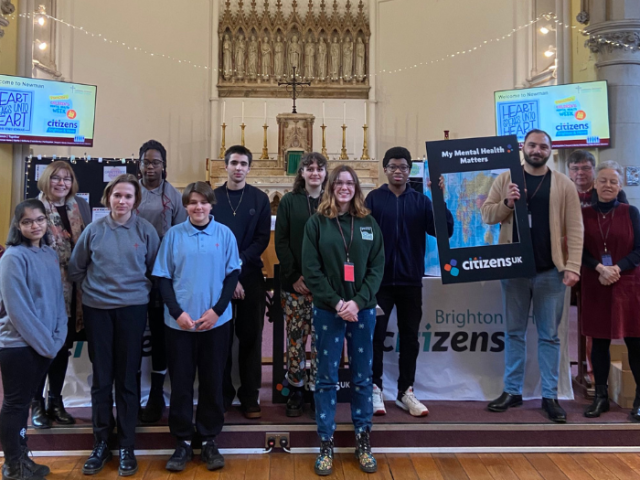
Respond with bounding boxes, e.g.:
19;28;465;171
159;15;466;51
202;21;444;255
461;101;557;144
365;184;453;287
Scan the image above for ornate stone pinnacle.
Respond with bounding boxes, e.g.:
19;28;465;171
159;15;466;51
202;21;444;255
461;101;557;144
320;0;326;12
308;0;313;12
333;0;338;13
346;0;352;12
358;0;364;14
276;0;282;11
250;0;257;13
292;0;298;12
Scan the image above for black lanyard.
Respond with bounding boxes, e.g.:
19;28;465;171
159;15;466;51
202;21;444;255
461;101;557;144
335;215;354;263
596;205;616;253
305;191;322;217
523;168;550;205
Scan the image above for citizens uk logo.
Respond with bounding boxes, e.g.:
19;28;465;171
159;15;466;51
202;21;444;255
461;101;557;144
444;259;460;276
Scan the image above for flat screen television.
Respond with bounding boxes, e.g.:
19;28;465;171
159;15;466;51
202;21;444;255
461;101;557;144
0;74;97;147
494;80;609;148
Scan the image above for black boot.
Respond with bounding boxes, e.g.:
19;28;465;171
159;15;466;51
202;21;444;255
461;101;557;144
46;395;75;425
139;372;166;424
286;386;304;417
118;448;138;477
2;458;44;480
165;440;193;472
20;445;50;477
82;440;112;475
30;399;51;430
584;385;610;418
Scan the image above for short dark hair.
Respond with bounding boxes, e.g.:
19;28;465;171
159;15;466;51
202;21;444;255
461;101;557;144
224;145;253;166
182;181;217;207
292;152;328;193
139;140;167;164
567;149;595;167
382;146;412;169
523;129;552;146
6;199;51;247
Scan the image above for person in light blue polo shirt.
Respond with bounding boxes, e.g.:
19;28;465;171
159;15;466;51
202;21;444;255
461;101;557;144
152;181;241;473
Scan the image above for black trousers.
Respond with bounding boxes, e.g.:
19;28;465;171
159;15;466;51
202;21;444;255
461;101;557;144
148;287;167;373
166;322;231;441
223;270;265;407
591;337;640;391
84;304;147;448
0;347;51;463
372;285;423;395
35;340;70;400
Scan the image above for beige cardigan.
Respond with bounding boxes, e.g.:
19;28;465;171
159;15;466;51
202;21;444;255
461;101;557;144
481;169;584;275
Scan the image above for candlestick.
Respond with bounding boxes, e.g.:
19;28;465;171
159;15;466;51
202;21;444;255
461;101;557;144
242;102;245;124
321;124;328;157
264;102;267;123
260;124;269;160
240;123;246;147
340;124;348;160
343;102;346;124
361;124;370;160
222;101;226;124
219;123;227;158
322;102;326;124
364;103;367;125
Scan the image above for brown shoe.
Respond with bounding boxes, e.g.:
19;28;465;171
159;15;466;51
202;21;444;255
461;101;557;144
241;403;262;419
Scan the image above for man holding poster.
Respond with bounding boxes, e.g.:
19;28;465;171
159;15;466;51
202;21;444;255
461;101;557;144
481;129;583;423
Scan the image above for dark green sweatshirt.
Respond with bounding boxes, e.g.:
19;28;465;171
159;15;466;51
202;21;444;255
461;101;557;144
274;191;320;292
302;212;384;311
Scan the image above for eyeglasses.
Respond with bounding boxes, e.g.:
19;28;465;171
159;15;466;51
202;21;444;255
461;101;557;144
386;165;410;173
569;166;593;173
20;216;47;227
50;175;73;185
334;181;356;188
141;160;163;168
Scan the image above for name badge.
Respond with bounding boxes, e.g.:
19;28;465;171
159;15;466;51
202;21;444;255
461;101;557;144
601;252;613;267
344;262;355;282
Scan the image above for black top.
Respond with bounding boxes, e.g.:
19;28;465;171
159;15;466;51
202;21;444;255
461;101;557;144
55;205;71;234
513;171;554;272
582;200;640;272
212;183;271;281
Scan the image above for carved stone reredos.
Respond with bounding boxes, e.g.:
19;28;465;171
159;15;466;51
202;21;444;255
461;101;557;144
218;0;370;99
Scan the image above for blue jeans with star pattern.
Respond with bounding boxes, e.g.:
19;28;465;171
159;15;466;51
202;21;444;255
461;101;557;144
313;306;376;441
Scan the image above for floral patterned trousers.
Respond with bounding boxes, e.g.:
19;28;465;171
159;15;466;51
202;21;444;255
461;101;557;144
281;291;317;389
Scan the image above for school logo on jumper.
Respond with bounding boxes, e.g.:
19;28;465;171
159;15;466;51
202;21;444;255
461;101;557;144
444;259;460;276
360;226;373;241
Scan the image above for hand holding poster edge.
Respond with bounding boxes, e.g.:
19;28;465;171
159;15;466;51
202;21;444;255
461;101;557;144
425;134;536;284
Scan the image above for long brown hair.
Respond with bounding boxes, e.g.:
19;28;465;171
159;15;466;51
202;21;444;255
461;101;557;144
317;165;369;219
292;152;328;193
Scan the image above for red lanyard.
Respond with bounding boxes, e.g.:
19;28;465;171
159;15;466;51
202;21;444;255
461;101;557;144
335;215;354;263
596;206;616;253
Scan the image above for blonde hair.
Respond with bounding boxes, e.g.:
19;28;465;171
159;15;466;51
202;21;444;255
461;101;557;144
317;165;369;219
37;161;79;202
101;174;142;210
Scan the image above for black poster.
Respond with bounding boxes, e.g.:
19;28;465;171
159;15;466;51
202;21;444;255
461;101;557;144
426;135;535;284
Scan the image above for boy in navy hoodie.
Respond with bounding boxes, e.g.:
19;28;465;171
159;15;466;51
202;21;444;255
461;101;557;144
365;146;453;416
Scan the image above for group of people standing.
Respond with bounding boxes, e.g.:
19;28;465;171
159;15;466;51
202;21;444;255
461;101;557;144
0;129;639;479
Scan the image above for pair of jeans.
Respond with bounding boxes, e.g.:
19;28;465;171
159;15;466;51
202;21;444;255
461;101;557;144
314;306;376;441
500;268;566;399
166;322;231;441
0;347;51;463
373;285;423;394
84;304;147;448
281;290;317;389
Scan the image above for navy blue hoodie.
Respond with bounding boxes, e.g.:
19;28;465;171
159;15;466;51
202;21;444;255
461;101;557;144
365;184;454;287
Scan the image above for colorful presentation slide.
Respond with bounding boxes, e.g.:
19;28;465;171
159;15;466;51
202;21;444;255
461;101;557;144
0;75;97;146
494;81;609;148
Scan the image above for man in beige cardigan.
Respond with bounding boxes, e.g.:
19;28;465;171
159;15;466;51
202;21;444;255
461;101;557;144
481;129;583;423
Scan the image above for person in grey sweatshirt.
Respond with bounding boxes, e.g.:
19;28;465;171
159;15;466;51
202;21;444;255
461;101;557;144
0;199;67;480
69;174;160;477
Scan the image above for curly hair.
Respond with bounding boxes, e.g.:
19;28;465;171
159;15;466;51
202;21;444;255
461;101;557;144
292;152;328;193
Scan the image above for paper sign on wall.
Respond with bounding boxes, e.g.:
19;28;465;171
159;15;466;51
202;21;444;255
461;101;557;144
103;166;126;182
91;207;110;222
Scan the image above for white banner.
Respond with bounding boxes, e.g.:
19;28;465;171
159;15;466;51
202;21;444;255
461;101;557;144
381;277;573;401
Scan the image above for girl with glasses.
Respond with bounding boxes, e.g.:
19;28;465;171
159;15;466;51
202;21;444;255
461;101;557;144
31;161;92;429
0;199;68;480
302;165;384;475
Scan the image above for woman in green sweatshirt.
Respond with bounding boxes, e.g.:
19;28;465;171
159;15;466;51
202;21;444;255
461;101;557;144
275;152;327;417
302;165;384;476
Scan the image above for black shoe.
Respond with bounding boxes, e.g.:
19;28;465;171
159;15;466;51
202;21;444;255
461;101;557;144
354;430;377;473
30;399;51;430
20;448;50;477
46;395;75;425
118;448;138;477
82;441;112;475
631;393;640;421
2;461;44;480
139;390;165;424
487;392;523;412
241;402;262;419
201;441;224;471
286;388;304;417
584;385;610;418
542;398;567;423
165;441;193;472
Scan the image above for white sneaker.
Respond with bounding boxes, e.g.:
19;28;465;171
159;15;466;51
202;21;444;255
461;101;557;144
396;387;429;417
372;384;386;416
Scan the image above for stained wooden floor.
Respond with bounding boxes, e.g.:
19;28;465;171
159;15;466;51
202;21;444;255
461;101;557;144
25;452;640;479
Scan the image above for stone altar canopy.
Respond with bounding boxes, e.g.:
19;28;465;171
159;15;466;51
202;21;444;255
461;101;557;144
276;112;314;168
